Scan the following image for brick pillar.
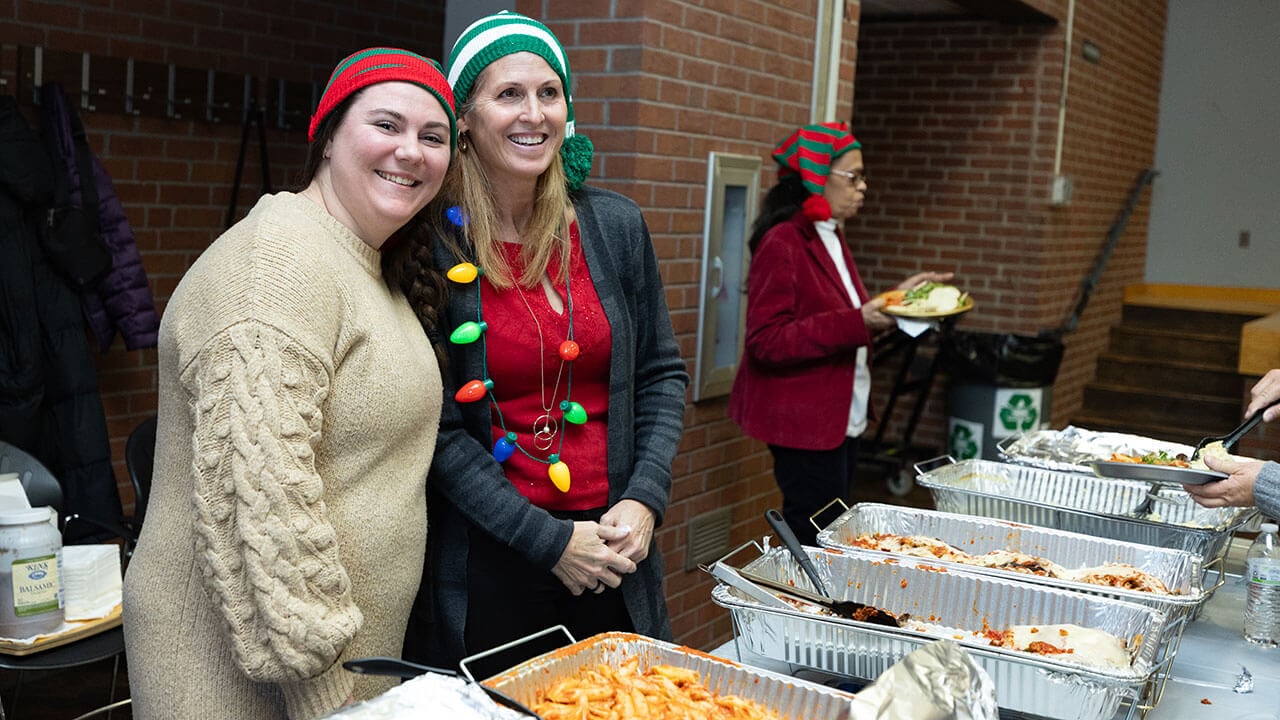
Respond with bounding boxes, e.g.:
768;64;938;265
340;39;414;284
521;0;859;648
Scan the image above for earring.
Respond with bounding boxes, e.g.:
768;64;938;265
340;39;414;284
459;133;469;153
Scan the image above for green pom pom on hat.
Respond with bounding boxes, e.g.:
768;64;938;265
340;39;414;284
447;11;593;191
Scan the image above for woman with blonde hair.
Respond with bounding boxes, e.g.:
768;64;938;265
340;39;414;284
400;11;688;667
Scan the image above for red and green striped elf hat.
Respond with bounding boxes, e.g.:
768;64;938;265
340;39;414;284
772;122;861;195
309;47;456;149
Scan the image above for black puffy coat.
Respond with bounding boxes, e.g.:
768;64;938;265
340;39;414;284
40;83;159;352
0;96;122;537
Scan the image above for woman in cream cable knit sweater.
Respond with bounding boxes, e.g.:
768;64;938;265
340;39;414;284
122;49;456;719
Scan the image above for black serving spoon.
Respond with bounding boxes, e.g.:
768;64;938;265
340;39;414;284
764;508;829;595
738;566;903;627
762;509;902;627
343;657;544;718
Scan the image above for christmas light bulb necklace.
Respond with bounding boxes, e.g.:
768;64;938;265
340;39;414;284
445;206;585;493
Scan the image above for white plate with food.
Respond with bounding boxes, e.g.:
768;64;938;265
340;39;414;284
879;282;973;318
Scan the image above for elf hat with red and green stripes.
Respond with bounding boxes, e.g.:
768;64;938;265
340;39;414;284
310;47;456;148
772;122;861;195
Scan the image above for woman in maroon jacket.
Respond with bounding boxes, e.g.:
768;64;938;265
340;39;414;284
729;122;951;545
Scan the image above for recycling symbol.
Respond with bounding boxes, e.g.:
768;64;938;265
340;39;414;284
999;393;1038;432
950;424;979;460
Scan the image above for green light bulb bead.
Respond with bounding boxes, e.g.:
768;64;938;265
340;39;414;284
560;400;587;425
449;321;487;344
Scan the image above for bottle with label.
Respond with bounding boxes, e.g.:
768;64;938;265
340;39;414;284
1244;521;1280;647
0;506;64;639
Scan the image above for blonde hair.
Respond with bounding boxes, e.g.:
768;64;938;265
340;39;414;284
449;139;572;291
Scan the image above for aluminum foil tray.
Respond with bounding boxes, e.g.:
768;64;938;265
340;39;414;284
713;545;1166;720
815;502;1204;710
817;503;1207;617
915;459;1250;562
485;631;855;719
997;426;1194;474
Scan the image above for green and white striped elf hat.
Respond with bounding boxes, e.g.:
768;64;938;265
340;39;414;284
447;11;593;191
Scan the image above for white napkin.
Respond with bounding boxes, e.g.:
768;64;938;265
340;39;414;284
895;317;936;338
60;545;122;621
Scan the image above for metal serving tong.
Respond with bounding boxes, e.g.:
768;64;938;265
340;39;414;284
1191;398;1280;461
343;657;544;718
762;508;902;628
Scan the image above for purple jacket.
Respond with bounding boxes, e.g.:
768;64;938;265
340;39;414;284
40;84;159;352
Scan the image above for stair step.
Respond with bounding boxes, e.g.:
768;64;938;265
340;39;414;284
1093;355;1244;397
1107;327;1240;368
1068;414;1213;447
1121;304;1264;337
1082;383;1241;428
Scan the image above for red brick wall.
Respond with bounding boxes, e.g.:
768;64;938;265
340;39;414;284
850;3;1165;453
525;0;858;650
4;0;1172;657
2;2;446;525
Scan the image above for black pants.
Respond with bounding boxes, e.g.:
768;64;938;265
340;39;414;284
464;507;632;673
768;438;860;546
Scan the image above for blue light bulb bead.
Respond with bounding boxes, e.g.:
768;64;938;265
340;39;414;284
493;432;517;462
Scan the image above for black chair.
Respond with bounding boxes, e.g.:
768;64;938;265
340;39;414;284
122;416;156;552
0;441;128;719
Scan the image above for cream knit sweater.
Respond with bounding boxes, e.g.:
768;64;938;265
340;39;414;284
123;193;440;719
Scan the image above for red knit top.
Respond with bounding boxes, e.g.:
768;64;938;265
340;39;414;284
481;223;612;510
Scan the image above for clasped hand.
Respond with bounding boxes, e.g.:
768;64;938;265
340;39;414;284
551;500;655;596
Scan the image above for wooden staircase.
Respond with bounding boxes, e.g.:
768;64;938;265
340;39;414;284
1071;303;1262;446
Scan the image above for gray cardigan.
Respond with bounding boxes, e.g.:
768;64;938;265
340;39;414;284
1257;462;1280;520
418;186;688;663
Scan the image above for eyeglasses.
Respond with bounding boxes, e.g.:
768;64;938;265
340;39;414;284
830;168;868;185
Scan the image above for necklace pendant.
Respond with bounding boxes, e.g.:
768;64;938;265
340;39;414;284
532;414;559;452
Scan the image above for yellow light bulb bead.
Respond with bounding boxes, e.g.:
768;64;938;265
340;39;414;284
447;262;479;284
548;460;571;493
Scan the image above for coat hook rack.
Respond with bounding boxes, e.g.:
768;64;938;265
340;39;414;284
125;59;147;115
166;64;194;120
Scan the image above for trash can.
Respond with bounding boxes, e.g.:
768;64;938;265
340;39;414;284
940;332;1065;460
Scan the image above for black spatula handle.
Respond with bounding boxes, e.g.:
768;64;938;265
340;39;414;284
765;508;829;598
1224;398;1280;451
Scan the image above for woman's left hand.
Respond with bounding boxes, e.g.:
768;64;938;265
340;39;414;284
896;271;954;291
599;499;656;565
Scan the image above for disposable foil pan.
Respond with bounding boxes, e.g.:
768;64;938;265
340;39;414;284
713;545;1166;720
484;631;855;719
997;429;1259;530
816;503;1207;614
915;459;1251;562
997;426;1194;474
816;503;1207;710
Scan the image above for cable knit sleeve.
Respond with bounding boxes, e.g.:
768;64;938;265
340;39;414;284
182;318;358;709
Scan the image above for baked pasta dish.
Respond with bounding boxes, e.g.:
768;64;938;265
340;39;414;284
532;658;781;720
848;532;1173;594
763;595;1132;671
